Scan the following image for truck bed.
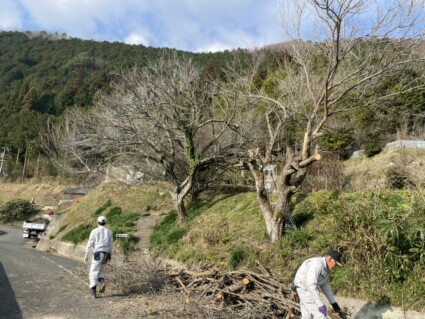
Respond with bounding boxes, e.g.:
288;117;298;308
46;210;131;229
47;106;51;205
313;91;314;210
23;222;46;230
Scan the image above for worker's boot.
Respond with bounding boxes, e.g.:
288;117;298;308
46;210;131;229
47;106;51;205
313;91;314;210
90;286;97;298
99;278;106;293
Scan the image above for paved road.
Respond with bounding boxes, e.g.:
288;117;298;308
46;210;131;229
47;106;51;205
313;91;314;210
0;226;127;319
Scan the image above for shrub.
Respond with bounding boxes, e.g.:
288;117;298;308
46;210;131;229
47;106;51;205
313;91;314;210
116;234;139;253
228;246;246;270
0;199;35;223
287;229;311;248
384;166;414;189
303;154;347;191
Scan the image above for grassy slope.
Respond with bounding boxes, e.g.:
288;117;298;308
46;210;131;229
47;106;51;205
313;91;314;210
345;148;425;190
50;182;174;243
150;189;425;311
1;149;425;311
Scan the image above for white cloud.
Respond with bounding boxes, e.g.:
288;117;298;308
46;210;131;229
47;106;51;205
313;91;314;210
5;0;282;51
124;32;149;46
195;41;232;53
0;0;23;30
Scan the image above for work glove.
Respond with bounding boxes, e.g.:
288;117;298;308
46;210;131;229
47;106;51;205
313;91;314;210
84;255;88;263
318;305;327;316
332;302;341;314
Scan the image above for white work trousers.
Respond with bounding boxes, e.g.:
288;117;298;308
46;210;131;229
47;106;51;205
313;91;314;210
89;252;106;288
296;288;326;319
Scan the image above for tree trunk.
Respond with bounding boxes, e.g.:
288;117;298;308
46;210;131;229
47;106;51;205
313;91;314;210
176;199;186;224
35;153;40;178
170;179;193;224
21;147;28;182
267;216;284;243
260;190;292;243
251;167;286;243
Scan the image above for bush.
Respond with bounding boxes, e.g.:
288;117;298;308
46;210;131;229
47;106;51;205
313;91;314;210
385;166;414;189
228;246;246;270
116;234;139;253
0;199;35;223
287;229;311;248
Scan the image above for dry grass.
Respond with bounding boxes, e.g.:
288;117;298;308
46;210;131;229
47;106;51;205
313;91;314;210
73;250;250;318
108;256;169;295
0;180;65;206
75;250;298;319
344;148;425;190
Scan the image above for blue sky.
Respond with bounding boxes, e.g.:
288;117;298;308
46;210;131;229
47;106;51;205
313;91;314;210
0;0;283;52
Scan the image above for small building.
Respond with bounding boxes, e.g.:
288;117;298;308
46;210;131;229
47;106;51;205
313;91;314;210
62;188;90;201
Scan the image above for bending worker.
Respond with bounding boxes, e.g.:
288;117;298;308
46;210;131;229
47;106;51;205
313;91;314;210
293;249;342;318
84;215;113;298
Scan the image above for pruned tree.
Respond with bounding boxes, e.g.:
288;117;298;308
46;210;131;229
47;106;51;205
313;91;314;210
232;0;425;242
43;54;244;222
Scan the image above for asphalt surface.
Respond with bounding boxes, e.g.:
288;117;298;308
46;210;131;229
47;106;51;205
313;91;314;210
0;226;127;319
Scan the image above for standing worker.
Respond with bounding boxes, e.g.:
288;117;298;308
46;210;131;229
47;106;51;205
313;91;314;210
293;249;342;318
84;216;113;298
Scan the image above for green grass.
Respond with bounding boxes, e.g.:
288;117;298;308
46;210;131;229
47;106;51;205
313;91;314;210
149;189;425;311
150;211;187;252
93;199;112;216
62;224;92;244
54;182;173;252
61;199;142;252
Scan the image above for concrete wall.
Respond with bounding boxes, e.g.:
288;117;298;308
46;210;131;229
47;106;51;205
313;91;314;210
36;213;86;261
37;237;85;262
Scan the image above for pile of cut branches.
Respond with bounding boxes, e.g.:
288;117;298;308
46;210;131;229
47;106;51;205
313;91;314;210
167;261;347;319
167;261;300;318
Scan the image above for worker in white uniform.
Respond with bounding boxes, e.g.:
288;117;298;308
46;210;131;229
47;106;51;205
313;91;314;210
293;249;342;318
84;215;113;298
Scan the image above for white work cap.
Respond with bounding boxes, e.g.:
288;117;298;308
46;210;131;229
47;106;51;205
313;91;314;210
97;216;106;223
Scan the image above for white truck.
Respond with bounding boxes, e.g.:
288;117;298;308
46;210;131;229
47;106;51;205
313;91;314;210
23;220;48;239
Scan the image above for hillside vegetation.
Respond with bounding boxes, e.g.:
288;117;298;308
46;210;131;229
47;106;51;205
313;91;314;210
1;22;425;313
2;150;425;312
150;189;425;311
0;180;65;206
43;176;423;311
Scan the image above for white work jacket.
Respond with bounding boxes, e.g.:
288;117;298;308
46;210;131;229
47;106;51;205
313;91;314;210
293;256;336;307
85;225;113;256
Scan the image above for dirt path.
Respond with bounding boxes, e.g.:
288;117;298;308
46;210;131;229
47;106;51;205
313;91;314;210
136;210;162;253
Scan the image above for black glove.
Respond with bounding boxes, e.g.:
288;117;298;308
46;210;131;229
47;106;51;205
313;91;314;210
332;302;341;313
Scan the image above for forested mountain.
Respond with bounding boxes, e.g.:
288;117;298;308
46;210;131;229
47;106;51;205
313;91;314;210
1;31;425;181
0;31;245;155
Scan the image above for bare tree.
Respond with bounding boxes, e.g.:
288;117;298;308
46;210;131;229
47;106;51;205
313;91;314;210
232;0;425;242
44;54;244;222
